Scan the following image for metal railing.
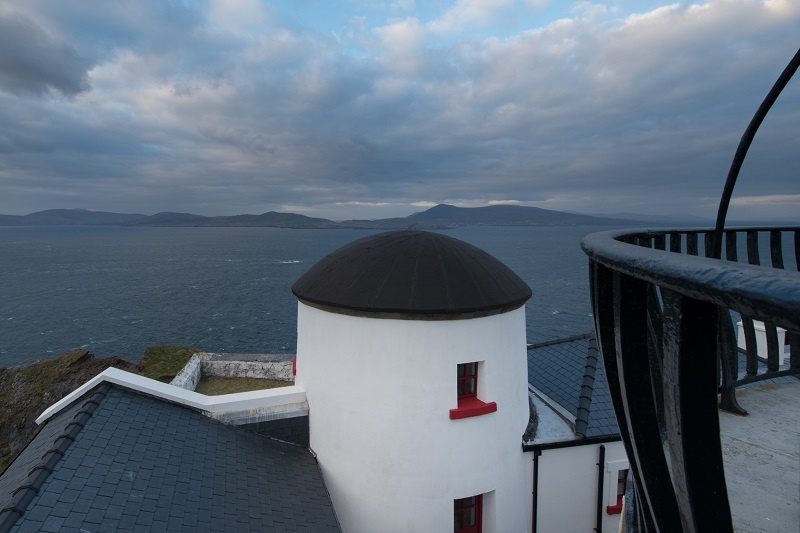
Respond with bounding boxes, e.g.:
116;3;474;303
580;47;800;533
582;226;800;532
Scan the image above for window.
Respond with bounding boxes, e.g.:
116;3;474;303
454;495;482;533
449;362;497;420
457;362;478;398
606;469;628;515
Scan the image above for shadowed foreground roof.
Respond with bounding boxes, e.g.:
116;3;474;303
527;334;619;439
292;230;532;317
0;384;340;533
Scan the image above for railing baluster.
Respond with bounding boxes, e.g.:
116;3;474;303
718;310;746;414
669;232;682;254
770;230;785;269
765;325;781;371
788;332;800;370
591;262;649;531
795;230;800;272
746;230;760;265
646;284;666;428
661;290;733;532
687;233;698;256
742;318;759;375
725;231;738;262
613;272;682;532
703;232;716;258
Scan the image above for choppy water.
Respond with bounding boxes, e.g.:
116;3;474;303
0;225;597;367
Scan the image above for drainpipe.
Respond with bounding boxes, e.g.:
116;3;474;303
595;445;605;533
531;449;541;533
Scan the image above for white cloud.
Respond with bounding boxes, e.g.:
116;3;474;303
428;0;515;33
373;17;427;75
0;0;797;219
731;194;800;206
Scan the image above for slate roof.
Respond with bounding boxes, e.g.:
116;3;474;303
0;384;340;533
527;333;619;439
292;230;532;317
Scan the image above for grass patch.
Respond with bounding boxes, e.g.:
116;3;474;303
137;346;200;382
194;376;290;395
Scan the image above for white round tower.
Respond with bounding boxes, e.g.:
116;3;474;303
292;230;532;533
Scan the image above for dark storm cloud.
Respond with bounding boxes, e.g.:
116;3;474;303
0;13;92;96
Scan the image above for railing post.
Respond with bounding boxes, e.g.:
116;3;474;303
661;291;733;532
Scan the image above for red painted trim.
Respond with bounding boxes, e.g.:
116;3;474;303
292;355;297;376
606;503;622;515
454;494;483;533
449;397;497;420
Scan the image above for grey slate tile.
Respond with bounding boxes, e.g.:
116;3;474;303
5;384;341;532
528;333;621;439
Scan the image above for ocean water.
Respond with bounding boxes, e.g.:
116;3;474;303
0;226;597;367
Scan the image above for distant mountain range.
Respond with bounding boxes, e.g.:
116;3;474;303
0;205;645;229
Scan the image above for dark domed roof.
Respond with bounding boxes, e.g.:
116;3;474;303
291;230;532;318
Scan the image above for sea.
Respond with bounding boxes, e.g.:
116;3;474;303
0;225;600;367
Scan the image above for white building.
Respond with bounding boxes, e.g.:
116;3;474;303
2;229;628;533
292;230;533;533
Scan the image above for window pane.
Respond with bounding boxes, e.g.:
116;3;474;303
466;378;476;395
457;381;465;396
463;497;475;506
617;469;628;496
465;362;477;376
457;364;465;377
454;513;463;530
464;508;475;526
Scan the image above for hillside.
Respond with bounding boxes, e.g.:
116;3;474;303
0;205;639;228
407;204;635;226
0;209;146;226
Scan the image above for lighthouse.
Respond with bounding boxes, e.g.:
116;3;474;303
292;230;532;533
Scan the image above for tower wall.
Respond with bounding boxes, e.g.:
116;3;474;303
294;302;530;533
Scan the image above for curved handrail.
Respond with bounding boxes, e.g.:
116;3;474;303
582;228;800;333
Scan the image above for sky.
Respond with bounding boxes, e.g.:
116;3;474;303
0;0;797;221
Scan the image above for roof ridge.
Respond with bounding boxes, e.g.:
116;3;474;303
574;335;600;439
0;383;110;532
527;331;593;350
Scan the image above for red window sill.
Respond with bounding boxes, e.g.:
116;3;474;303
449;397;497;420
606;504;622;515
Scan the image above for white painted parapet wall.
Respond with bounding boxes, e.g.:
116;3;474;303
294;302;531;533
36;367;307;425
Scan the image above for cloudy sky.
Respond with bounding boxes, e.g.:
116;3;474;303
0;0;797;221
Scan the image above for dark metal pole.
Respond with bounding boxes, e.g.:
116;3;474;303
531;450;541;533
595;445;605;533
713;47;800;258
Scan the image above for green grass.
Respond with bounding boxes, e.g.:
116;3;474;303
194;376;291;395
136;346;200;381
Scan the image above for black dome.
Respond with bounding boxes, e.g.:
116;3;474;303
291;230;532;318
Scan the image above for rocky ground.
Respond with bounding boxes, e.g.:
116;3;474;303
0;349;137;472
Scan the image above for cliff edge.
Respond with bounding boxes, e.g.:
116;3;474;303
0;349;137;472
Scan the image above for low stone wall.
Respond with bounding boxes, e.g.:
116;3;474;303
170;353;295;392
170;355;202;390
197;353;294;382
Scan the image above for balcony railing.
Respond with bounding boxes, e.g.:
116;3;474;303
582;226;800;532
580;47;799;532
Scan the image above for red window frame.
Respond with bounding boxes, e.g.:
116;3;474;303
606;469;628;515
450;362;497;420
454;495;482;533
457;362;478;399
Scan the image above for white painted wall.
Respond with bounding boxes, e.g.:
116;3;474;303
534;440;627;533
295;303;531;533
